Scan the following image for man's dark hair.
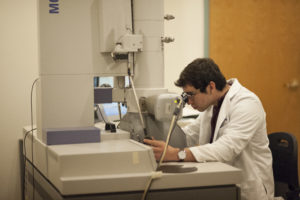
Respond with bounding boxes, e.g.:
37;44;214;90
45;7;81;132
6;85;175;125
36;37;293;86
175;58;227;93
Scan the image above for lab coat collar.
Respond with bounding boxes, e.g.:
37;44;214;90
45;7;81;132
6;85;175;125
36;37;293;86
226;78;242;101
212;78;241;142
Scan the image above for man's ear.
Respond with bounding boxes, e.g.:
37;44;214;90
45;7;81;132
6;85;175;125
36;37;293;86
208;81;216;94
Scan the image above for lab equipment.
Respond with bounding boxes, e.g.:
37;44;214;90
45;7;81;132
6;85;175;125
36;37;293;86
23;0;242;199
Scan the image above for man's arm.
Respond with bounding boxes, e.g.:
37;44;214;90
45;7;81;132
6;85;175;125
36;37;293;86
143;139;196;162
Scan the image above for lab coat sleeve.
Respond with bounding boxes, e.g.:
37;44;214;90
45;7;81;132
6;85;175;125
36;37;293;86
190;98;265;163
182;114;202;146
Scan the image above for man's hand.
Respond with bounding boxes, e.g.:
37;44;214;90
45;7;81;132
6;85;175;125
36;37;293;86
143;138;179;161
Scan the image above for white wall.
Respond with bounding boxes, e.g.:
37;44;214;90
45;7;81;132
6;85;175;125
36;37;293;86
0;0;204;199
164;0;205;94
0;0;38;199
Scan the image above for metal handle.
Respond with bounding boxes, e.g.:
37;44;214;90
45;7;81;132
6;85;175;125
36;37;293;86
164;14;175;20
285;79;299;89
161;37;175;43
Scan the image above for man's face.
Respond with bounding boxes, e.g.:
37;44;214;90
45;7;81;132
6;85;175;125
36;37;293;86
183;84;214;112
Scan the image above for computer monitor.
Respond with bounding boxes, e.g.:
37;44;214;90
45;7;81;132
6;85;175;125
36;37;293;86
94;76;128;122
101;102;127;122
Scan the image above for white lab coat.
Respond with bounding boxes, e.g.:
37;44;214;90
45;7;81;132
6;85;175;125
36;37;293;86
183;79;274;200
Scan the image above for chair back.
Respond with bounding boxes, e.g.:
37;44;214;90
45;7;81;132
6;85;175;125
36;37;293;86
268;132;299;199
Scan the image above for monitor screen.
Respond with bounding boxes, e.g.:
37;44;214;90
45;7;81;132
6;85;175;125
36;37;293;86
94;76;128;122
102;102;127;122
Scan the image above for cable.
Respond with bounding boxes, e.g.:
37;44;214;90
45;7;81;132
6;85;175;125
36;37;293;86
157;101;182;168
95;104;109;124
141;171;163;200
129;76;145;126
23;78;39;200
128;73;149;138
131;0;134;34
117;102;122;120
23;128;37;165
23;128;37;200
141;98;184;200
30;78;39;200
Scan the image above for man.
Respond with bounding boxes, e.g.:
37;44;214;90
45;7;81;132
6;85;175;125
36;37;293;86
144;58;274;200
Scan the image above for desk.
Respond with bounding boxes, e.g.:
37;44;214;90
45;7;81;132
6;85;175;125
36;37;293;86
24;160;241;200
22;127;242;200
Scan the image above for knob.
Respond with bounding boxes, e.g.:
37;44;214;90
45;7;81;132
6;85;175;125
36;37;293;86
164;14;175;20
161;37;175;43
285;79;299;89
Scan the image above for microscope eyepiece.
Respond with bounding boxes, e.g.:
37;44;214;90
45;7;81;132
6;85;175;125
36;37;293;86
181;92;189;104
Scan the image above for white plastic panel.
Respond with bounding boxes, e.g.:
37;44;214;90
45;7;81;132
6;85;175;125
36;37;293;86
98;0;132;52
125;88;168;112
47;140;157;182
131;0;165;90
133;0;164;20
145;93;181;121
94;122;131;141
38;0;129;76
23;127;48;177
134;52;164;88
39;0;95;75
24;127;242;196
37;75;94;143
142;37;162;52
134;21;164;37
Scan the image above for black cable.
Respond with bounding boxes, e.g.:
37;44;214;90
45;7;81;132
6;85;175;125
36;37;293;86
131;0;134;34
31;78;39;200
130;0;136;76
117;102;122;121
23;128;36;200
23;78;39;200
23;128;37;164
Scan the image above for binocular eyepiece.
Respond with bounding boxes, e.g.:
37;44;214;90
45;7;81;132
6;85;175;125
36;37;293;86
181;92;189;104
